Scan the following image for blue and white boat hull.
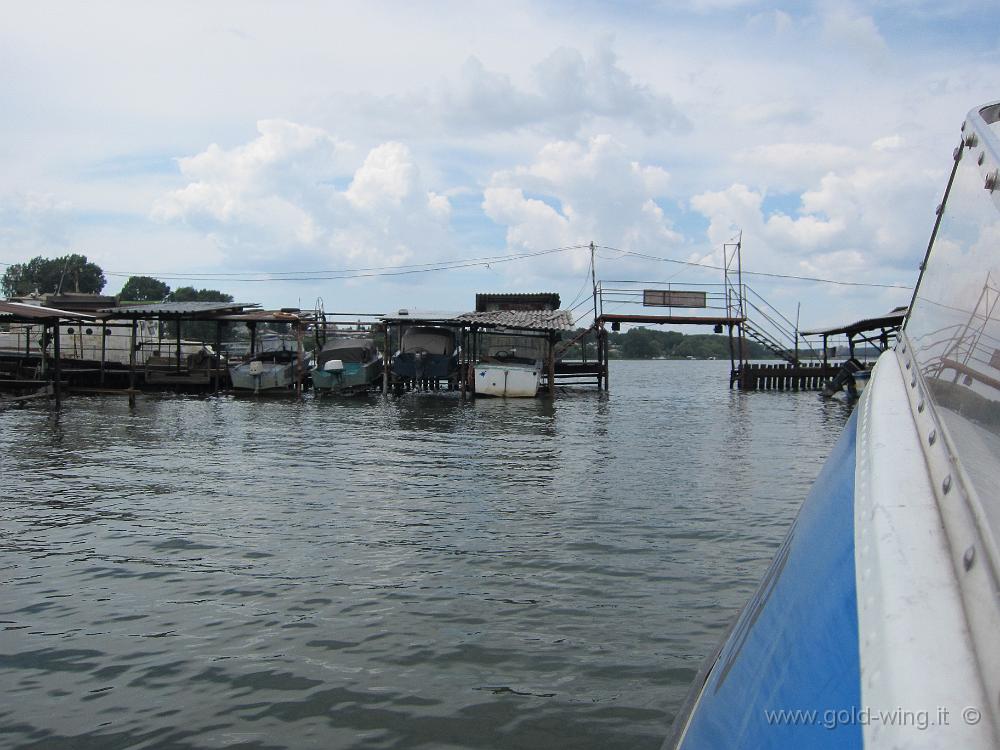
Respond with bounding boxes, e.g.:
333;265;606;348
673;351;995;747
671;101;1000;748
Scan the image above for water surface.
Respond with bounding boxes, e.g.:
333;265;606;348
0;360;852;749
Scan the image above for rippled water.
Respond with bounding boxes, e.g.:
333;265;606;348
0;360;853;749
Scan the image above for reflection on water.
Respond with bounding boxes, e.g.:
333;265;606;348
0;361;850;749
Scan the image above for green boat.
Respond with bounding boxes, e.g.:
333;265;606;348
311;337;382;394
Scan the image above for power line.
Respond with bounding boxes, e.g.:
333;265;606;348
103;245;588;280
0;245;588;283
1;241;913;290
600;246;914;290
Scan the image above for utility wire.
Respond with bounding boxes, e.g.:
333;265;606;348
2;241;912;290
0;245;588;282
564;253;595;310
600;245;914;290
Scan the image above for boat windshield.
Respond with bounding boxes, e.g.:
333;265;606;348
479;332;546;362
400;327;455;355
905;101;1000;542
317;339;376;365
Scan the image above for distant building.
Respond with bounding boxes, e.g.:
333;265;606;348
475;292;560;312
9;292;118;314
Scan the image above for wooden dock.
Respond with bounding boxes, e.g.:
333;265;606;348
734;362;843;391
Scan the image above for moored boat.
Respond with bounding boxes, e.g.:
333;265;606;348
311;337;381;394
474;332;546;398
391;326;458;384
230;348;299;393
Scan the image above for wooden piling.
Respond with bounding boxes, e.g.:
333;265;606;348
53;322;62;409
100;322;107;386
128;318;137;407
215;320;223;394
546;334;556;395
295;323;304;397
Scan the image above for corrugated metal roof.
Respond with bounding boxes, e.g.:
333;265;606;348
457;309;575;332
99;301;257;316
801;306;907;337
0;301;96;320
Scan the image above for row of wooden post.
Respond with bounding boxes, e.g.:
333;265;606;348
32;318;610;408
735;362;841;391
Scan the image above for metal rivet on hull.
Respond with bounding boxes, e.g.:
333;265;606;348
963;546;975;571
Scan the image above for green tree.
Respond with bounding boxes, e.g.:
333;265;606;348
119;276;171;302
2;254;106;297
163;286;236;345
619;327;664;359
167;286;234;303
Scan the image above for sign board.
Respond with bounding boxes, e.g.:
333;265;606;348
643;290;707;308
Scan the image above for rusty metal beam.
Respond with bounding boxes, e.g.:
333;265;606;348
598;314;745;326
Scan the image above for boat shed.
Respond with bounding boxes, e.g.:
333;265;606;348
96;302;322;397
457;308;576;395
0;301;97;406
0;300;96;322
455;308;574;332
378;306;578;395
801;305;907;366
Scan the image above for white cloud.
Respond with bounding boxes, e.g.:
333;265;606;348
736;142;861;190
872;134;903;152
153;121;452;269
0;192;74;250
483;134;682;274
353;40;689;139
670;0;761;12
690;135;943;297
820;5;888;63
2;0;998;318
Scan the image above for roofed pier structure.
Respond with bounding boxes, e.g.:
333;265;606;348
0;300;98;408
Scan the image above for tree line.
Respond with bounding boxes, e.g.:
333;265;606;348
562;326;778;360
1;253;231;304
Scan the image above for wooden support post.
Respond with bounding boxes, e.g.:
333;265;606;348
39;323;48;380
249;322;257;356
100;321;107;386
175;316;183;372
382;325;390;394
53;321;62;409
460;327;468;398
296;322;304;396
128;318;137;408
215;319;223;393
547;334;556;396
602;328;609;391
595;328;602;389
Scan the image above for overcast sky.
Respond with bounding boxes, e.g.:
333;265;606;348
2;1;998;330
